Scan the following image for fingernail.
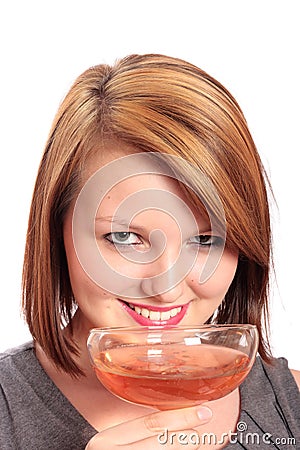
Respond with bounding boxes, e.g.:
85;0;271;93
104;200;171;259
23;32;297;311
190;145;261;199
197;406;213;421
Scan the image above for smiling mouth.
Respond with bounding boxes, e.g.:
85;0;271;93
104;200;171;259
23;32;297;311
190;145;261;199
127;303;182;321
119;299;188;325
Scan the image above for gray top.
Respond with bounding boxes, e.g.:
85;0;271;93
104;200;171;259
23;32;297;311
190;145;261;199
0;342;299;449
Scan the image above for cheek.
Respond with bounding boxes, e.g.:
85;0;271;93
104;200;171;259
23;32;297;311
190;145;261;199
65;237;94;297
188;250;238;300
65;239;114;327
63;217;108;302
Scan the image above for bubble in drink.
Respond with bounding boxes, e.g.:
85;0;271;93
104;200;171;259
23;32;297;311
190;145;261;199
93;343;251;410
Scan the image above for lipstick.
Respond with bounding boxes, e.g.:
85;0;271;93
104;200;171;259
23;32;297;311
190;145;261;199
119;300;189;326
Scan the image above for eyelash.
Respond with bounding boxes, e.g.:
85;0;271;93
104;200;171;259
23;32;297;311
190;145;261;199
189;235;224;247
104;232;223;248
104;232;141;246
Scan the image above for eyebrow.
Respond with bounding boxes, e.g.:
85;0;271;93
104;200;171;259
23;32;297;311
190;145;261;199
95;215;212;236
95;216;148;234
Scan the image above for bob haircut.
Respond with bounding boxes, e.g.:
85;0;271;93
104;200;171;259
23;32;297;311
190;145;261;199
22;54;272;376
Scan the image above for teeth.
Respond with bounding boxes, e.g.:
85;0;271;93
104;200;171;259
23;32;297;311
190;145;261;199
135;306;142;315
141;308;150;318
161;310;172;321
170;308;179;317
128;304;182;321
149;311;160;321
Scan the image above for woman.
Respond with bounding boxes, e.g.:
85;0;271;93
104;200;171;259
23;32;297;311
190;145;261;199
1;54;299;449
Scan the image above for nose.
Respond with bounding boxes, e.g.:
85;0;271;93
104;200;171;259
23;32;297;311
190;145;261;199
140;247;185;303
141;277;184;303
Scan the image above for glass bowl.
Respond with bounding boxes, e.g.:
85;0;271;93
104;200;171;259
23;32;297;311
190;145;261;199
87;324;258;410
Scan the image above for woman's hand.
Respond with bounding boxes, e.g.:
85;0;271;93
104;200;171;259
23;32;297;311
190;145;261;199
85;405;212;449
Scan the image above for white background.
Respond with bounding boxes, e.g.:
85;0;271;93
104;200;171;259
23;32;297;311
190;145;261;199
0;1;299;369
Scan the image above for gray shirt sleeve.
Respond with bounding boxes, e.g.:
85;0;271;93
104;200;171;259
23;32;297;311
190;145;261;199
0;342;96;450
0;383;18;449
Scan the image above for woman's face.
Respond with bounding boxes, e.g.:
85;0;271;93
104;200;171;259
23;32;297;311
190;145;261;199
63;141;239;334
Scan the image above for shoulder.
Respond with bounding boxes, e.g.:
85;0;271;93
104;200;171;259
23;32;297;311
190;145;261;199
0;341;34;362
238;356;300;444
242;355;300;404
0;342;36;448
259;356;300;387
0;342;96;448
0;341;34;377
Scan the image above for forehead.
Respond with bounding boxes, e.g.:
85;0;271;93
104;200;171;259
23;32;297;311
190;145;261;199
83;139;145;181
77;139;219;228
103;172;185;201
83;141;207;221
97;173;210;232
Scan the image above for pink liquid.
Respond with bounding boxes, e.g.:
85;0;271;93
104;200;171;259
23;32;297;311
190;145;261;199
93;344;251;410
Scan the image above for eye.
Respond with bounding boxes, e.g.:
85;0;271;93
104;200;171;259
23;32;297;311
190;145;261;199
104;232;141;246
189;234;223;247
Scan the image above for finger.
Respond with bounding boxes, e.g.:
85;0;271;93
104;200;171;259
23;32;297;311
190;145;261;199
87;428;202;450
91;405;212;446
122;428;203;450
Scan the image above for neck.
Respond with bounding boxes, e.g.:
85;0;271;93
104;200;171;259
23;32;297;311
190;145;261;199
63;309;96;377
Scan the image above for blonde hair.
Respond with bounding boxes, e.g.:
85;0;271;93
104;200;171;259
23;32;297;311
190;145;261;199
22;54;272;375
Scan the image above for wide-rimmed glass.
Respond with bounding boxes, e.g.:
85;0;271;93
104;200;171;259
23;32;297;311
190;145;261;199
87;324;258;410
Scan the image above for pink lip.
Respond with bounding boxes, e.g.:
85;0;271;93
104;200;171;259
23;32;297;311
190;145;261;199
119;300;190;326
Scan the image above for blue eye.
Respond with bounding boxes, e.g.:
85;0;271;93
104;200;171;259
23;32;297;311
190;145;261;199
104;232;141;246
190;235;223;247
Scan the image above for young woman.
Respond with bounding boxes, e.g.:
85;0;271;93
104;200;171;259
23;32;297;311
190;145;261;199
1;54;299;449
